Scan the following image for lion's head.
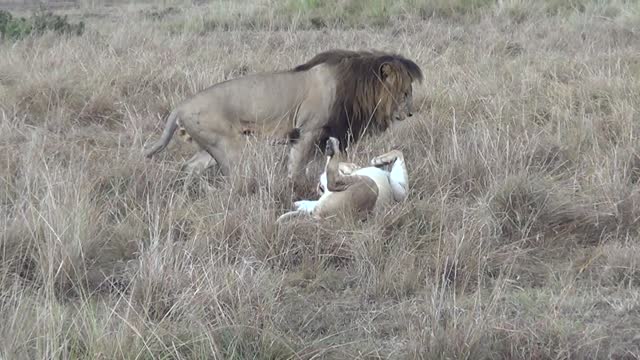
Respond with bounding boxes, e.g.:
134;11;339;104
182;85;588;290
293;49;423;150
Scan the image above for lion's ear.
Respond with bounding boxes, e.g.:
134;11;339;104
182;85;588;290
379;62;395;81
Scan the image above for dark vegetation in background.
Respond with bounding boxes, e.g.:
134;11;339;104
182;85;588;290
0;7;84;40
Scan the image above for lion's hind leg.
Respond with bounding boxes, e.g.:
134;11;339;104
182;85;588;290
177;150;218;193
182;150;217;174
186;130;243;178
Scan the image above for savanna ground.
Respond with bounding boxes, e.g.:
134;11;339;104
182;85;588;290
1;0;640;358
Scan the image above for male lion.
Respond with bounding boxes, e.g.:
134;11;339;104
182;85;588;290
277;137;408;222
143;49;422;184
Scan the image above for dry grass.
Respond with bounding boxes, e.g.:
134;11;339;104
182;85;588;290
1;0;640;358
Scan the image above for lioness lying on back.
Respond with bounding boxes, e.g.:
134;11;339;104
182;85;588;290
277;137;408;222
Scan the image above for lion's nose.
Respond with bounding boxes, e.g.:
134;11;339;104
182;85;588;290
407;112;413;117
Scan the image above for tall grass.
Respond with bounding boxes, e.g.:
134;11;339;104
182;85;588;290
1;0;640;358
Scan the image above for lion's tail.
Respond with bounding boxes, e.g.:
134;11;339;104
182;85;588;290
144;110;179;158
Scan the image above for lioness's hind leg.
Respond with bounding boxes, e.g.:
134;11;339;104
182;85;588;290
370;149;403;167
388;156;408;202
371;150;408;202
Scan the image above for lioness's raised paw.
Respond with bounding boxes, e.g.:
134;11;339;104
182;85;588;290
371;149;403;167
325;137;340;157
338;162;359;175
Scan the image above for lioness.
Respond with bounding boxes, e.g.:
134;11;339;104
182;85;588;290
143;49;422;184
277;137;408;222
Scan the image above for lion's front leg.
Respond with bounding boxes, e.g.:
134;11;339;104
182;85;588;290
287;128;323;184
182;150;216;174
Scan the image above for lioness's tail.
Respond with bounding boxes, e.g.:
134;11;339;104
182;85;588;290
276;210;307;224
144;110;179;158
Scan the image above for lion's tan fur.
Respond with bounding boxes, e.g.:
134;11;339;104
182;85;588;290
143;49;422;183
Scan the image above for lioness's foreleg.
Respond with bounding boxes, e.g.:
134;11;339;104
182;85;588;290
324;138;362;192
371;150;408;202
275;200;319;223
313;138;378;218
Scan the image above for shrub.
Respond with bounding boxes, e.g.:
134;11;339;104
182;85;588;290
0;10;31;40
0;8;84;41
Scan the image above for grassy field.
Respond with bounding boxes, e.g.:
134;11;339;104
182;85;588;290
1;0;640;358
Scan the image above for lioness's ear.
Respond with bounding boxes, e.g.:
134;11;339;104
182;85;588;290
379;62;395;81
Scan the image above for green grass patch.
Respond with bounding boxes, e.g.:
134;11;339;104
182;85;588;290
284;0;500;25
0;8;85;41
